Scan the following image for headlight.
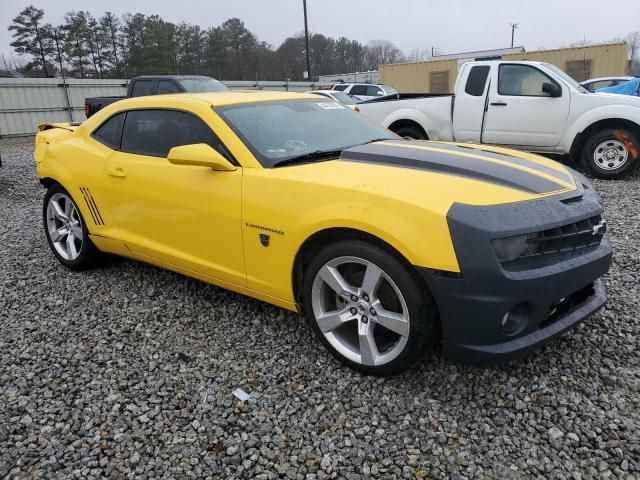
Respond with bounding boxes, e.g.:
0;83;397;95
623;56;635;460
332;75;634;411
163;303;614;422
492;233;539;262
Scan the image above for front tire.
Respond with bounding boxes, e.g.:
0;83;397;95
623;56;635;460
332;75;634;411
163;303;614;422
43;184;99;269
581;129;639;179
302;240;437;376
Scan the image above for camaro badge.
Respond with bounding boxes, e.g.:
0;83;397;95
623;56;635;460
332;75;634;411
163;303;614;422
592;220;607;236
259;234;270;247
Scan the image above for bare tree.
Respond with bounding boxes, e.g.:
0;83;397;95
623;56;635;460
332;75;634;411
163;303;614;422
406;47;431;63
627;31;640;61
365;39;404;70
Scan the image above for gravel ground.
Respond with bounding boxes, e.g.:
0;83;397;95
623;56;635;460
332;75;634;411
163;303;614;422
0;136;639;480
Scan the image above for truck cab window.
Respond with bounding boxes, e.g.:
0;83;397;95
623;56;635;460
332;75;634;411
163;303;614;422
130;80;155;97
157;80;181;94
498;64;557;97
465;65;490;96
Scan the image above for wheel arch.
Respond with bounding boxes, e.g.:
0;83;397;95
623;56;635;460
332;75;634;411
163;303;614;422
291;227;437;316
387;119;429;139
569;118;640;161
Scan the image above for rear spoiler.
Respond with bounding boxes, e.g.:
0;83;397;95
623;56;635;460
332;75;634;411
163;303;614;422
37;122;81;132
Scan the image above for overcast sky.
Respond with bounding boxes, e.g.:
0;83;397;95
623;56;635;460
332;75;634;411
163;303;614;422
2;0;638;63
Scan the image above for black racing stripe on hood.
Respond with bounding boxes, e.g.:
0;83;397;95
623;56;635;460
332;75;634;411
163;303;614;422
382;139;573;184
341;145;565;194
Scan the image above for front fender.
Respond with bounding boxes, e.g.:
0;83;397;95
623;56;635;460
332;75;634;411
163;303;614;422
561;104;640;152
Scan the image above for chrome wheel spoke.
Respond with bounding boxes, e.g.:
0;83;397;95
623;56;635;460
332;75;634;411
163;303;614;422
66;233;78;258
50;226;67;242
316;306;355;333
70;224;83;239
360;263;382;298
318;265;357;298
373;302;410;337
358;321;378;366
51;198;67;221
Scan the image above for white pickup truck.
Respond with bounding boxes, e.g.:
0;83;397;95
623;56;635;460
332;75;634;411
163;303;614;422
358;60;640;179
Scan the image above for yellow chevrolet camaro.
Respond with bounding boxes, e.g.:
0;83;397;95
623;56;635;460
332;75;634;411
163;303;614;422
35;91;612;375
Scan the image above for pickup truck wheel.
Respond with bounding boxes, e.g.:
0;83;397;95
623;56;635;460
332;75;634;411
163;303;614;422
302;240;437;376
43;184;100;270
394;125;428;140
581;129;639;179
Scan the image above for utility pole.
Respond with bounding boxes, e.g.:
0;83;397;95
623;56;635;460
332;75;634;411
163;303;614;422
510;23;519;48
303;0;311;80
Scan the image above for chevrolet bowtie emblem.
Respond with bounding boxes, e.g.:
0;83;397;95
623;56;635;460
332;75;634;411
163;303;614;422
591;220;607;236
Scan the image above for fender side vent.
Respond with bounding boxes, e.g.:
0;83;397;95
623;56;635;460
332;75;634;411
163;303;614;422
79;187;104;226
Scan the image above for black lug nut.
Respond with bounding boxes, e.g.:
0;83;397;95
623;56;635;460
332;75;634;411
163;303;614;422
369;308;376;316
363;294;369;302
361;316;369;323
350;307;357;315
351;295;358;302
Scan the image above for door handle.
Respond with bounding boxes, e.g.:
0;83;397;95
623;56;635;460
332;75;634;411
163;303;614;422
491;101;508;107
108;167;127;178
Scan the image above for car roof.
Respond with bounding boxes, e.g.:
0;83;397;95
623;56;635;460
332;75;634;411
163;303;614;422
115;90;317;108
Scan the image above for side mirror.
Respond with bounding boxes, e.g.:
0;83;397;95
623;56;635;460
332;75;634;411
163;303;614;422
167;144;236;171
542;82;561;97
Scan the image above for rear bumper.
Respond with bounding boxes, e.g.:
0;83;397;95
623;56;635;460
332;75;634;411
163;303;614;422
420;178;612;364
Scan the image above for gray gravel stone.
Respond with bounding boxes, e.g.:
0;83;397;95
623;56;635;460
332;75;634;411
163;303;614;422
0;137;639;478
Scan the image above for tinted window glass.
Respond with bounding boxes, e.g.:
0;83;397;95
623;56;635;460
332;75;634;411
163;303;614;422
498;65;557;97
366;86;382;96
157;80;181;94
121;110;226;158
332;84;348;91
465;65;490;96
131;80;155;97
92;112;125;149
350;85;368;95
177;78;228;92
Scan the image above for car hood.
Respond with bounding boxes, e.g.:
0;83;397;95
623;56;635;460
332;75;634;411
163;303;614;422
339;140;576;195
267;140;578;213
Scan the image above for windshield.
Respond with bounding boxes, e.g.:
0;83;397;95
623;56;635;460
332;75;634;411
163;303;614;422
543;63;589;93
178;78;229;93
216;99;396;167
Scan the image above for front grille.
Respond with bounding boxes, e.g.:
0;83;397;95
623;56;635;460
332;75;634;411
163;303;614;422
522;215;605;259
539;283;596;329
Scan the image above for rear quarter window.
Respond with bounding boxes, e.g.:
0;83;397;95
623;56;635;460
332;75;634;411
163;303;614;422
465;65;490;96
92;112;126;149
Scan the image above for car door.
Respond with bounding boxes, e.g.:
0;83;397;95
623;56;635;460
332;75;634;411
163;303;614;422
452;64;491;143
482;63;570;148
102;108;245;286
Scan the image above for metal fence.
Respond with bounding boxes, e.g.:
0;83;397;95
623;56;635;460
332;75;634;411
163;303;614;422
0;78;331;137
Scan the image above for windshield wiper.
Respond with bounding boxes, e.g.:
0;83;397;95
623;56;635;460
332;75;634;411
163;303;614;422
272;150;342;168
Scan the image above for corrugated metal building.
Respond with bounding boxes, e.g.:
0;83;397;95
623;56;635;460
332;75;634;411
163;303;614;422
380;42;629;93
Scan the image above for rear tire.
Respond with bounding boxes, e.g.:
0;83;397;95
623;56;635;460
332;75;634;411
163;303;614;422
580;128;639;179
43;184;100;270
394;125;428;140
302;240;437;376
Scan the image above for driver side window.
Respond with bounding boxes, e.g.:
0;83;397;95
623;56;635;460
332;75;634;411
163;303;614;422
498;64;557;97
119;109;231;160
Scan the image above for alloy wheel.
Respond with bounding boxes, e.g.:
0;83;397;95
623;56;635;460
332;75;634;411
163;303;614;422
46;192;83;261
310;256;410;367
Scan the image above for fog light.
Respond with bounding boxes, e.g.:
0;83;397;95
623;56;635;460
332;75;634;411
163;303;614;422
501;303;531;336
